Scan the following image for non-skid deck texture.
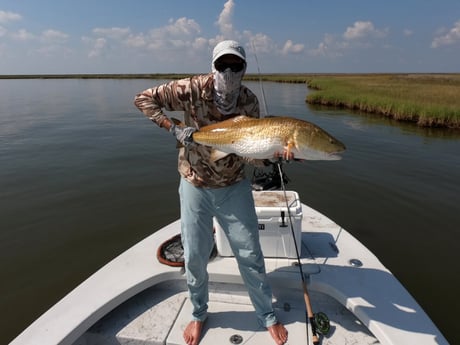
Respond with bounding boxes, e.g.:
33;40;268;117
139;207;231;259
75;281;378;345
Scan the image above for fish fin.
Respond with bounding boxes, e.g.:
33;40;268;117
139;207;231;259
198;115;253;132
280;141;295;161
231;115;253;123
209;149;230;162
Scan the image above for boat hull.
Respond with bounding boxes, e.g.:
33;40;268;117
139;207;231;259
9;198;448;345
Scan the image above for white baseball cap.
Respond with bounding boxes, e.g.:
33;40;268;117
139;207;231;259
212;40;246;63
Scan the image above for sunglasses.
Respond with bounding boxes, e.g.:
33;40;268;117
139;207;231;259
214;61;245;73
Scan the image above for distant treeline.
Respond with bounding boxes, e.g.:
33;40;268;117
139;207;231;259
0;74;195;80
1;72;457;82
0;73;315;81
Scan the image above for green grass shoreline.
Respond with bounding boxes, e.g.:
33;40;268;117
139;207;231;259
304;74;460;129
2;73;459;128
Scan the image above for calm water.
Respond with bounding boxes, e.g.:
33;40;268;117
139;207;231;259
1;79;459;344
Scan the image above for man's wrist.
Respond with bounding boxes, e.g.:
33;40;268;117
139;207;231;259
160;117;173;131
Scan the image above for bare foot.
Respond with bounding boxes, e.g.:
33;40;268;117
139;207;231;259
268;322;288;345
183;320;204;345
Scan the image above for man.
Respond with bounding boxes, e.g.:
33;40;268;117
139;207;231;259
134;40;288;345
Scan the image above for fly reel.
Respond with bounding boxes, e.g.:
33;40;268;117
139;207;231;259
313;312;331;335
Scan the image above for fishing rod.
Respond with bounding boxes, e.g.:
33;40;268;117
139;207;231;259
275;162;330;344
251;42;330;343
251;41;269;117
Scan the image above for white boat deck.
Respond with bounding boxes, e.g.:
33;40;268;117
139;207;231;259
74;280;379;345
9;201;448;345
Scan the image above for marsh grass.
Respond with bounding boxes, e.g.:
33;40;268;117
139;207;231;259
244;74;310;83
305;74;460;128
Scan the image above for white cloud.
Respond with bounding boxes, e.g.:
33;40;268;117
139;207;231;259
0;10;22;24
41;29;69;44
246;32;276;54
193;37;208;50
77;0;302;68
165;17;201;37
403;29;414;37
90;38;107;57
309;33;346;57
124;33;146;48
309;34;333;57
82;36;108;58
242;31;304;59
282;40;304;55
93;27;131;39
83;17;203;61
35;44;72;57
431;20;460;48
145;18;201;54
130;17;202;51
11;29;34;41
344;21;387;40
216;0;235;39
309;21;388;59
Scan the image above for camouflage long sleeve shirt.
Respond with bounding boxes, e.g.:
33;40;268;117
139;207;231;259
134;73;260;188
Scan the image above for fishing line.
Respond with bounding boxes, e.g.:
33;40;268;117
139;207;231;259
251;41;269;117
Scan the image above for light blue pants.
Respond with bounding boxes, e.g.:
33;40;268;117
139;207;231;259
179;178;278;328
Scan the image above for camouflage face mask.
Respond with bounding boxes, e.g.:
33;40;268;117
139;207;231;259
212;67;245;115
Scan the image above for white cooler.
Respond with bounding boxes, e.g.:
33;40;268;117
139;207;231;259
215;190;303;258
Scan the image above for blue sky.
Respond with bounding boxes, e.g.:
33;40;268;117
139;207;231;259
0;0;459;74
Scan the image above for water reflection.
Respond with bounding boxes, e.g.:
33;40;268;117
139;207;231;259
309;103;460;140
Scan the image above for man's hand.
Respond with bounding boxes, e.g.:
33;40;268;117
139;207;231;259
170;123;196;146
273;150;295;161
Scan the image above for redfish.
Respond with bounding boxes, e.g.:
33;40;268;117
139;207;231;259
174;116;346;161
